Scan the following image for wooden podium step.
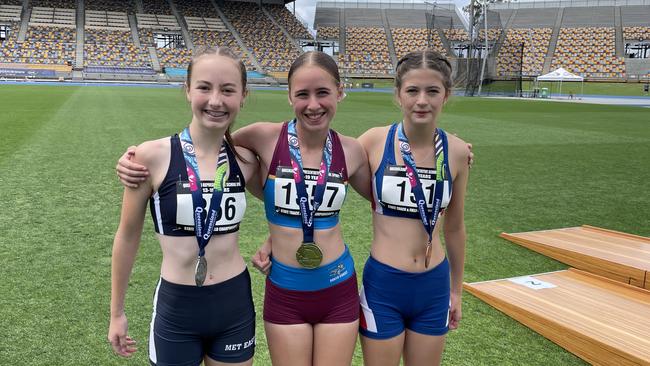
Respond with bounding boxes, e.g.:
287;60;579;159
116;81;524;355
464;269;650;366
500;225;650;289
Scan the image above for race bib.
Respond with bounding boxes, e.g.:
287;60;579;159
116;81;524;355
380;165;450;214
272;166;347;217
176;180;246;234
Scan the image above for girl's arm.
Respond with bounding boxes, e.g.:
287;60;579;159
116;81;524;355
442;136;470;331
342;135;372;202
115;122;282;188
251;236;272;275
108;143;157;357
235;146;264;200
232;122;279;156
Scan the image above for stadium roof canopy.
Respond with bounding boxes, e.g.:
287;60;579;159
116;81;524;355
490;0;650;9
316;0;457;10
231;0;295;5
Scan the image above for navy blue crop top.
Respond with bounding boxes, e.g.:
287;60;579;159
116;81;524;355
149;135;246;236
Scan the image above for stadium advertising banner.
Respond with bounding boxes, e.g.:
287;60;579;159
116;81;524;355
0;68;56;78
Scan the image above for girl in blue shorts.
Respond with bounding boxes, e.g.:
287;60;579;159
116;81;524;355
357;50;470;366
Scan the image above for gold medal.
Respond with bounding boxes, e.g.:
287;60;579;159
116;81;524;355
195;256;207;287
424;242;432;269
296;243;323;269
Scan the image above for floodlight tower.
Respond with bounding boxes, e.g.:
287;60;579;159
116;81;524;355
424;0;438;50
526;28;536;90
477;0;489;96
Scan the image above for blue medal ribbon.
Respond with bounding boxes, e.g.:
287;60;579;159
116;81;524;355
287;120;333;243
397;122;446;246
179;127;229;257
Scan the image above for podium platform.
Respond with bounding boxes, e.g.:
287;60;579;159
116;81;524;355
500;225;650;289
464;269;650;366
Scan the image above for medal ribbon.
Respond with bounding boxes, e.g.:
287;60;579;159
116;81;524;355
397;122;446;245
179;127;229;257
287;120;333;244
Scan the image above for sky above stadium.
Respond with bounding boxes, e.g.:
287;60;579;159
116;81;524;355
289;0;471;31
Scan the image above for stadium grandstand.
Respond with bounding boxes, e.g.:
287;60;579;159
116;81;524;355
0;0;648;86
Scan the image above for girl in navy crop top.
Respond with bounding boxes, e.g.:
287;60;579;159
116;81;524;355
109;47;261;365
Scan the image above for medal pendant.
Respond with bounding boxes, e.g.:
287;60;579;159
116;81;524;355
424;242;432;269
195;256;207;287
296;243;323;269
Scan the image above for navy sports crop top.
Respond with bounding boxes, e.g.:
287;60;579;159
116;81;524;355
149;135;246;236
263;121;348;229
372;123;452;218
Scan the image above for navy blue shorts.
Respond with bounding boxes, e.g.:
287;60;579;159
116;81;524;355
359;256;450;339
149;269;255;365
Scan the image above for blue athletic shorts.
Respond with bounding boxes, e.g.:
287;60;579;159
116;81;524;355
359;256;450;339
148;269;255;365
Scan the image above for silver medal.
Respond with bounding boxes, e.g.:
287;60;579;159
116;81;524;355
195;256;207;287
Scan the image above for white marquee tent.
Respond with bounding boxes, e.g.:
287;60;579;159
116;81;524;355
536;68;584;98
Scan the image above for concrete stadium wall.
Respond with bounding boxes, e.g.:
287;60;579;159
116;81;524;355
510;8;559;28
446;10;465;29
315;7;463;29
386;9;426;27
620;5;650;26
344;8;382;26
494;9;515;27
314;7;340;26
625;59;650;76
562;6;616;26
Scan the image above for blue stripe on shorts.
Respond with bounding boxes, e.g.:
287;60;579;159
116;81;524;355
268;245;354;291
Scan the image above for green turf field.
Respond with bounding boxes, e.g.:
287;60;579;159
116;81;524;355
348;78;650;96
521;81;650;97
482;80;650;96
1;84;648;365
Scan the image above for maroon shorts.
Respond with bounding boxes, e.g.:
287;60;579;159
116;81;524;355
263;274;360;325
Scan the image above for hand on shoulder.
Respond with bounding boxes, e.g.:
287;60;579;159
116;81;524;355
127;138;170;190
134;137;169;168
